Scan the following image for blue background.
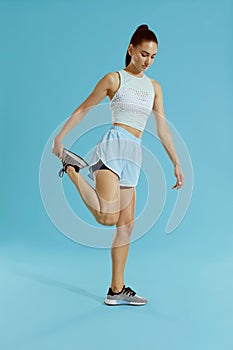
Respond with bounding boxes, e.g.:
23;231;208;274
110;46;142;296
1;0;233;349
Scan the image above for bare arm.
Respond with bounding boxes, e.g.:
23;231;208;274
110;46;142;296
151;79;184;189
52;73;113;158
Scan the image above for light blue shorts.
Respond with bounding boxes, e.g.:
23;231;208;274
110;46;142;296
88;125;142;187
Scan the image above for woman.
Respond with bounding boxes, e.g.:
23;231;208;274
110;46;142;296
52;24;184;306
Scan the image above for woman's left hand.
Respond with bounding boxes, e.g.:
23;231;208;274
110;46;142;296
172;164;184;190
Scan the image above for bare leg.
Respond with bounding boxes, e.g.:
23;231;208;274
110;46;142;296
66;166;120;226
110;187;136;292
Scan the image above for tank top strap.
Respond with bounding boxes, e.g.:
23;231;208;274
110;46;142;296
117;70;124;87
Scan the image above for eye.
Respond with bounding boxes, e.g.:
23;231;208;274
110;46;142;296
141;53;156;59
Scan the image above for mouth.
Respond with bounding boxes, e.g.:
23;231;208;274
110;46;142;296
142;65;148;69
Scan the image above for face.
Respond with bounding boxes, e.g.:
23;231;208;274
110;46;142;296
128;41;158;71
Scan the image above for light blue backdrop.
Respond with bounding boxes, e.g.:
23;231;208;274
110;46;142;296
0;0;233;349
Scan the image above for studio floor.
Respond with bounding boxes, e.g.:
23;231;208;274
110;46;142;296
1;209;233;350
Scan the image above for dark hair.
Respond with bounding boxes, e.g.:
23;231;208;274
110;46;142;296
125;24;158;67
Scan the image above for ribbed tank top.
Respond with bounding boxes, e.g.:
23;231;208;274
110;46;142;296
110;69;155;132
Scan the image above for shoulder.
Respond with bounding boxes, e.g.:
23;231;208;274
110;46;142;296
102;71;121;89
103;72;119;82
106;71;121;82
99;71;120;82
93;72;120;92
149;78;163;96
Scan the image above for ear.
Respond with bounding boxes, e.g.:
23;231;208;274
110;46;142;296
128;43;133;56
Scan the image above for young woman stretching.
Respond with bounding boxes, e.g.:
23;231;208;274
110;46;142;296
52;24;184;306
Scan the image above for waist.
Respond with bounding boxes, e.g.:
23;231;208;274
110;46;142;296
113;122;142;139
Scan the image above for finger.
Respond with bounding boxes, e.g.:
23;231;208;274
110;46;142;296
178;176;183;185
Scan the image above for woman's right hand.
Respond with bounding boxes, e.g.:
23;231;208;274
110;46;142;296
172;163;184;190
52;137;64;160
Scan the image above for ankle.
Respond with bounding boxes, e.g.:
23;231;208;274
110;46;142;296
111;284;124;293
66;165;79;174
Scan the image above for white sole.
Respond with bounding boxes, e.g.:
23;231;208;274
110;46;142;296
104;298;147;306
64;149;89;168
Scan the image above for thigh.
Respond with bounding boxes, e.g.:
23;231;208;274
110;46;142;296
116;186;136;227
94;169;121;214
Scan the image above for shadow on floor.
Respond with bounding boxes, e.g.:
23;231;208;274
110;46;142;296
11;266;103;303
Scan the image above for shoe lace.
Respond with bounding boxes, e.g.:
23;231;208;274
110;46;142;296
122;286;136;297
58;168;65;177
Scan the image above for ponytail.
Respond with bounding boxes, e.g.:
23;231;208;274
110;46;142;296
125;24;158;67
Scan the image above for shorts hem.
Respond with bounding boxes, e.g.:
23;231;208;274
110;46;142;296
119;183;138;187
88;158;120;180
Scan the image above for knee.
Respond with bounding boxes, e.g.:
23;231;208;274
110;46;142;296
96;213;120;226
114;220;134;246
126;221;134;233
117;220;134;234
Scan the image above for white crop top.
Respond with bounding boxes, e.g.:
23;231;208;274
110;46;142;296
110;69;155;132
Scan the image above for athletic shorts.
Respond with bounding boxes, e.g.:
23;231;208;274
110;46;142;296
88;125;142;187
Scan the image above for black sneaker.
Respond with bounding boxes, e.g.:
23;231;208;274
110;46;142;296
104;285;148;306
58;148;89;178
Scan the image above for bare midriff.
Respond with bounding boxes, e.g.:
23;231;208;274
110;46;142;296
113;122;142;139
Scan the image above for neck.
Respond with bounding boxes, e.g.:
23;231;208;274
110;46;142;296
124;65;144;77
